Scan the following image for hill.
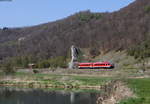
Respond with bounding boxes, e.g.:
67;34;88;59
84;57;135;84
0;0;150;67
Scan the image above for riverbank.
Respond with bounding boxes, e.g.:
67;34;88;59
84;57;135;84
0;72;113;90
0;71;150;104
0;68;149;91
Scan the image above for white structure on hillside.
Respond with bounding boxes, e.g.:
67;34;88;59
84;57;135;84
69;45;78;69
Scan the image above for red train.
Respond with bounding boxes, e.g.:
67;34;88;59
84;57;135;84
78;61;114;69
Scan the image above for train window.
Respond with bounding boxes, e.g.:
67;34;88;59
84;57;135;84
84;64;90;66
95;64;101;65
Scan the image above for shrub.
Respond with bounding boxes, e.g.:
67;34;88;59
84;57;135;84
33;69;39;74
144;6;150;13
93;13;102;19
11;56;37;68
78;11;102;22
38;60;50;68
37;56;68;68
48;56;67;68
1;61;15;74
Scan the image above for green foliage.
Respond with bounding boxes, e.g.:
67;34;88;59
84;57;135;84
78;11;102;22
127;39;150;70
33;69;39;74
93;13;103;19
128;40;150;59
0;41;18;47
144;6;150;13
73;76;111;86
48;56;67;68
37;56;68;68
1;61;15;74
10;55;38;68
0;55;68;69
38;60;50;68
13;57;23;67
22;56;29;68
11;56;29;68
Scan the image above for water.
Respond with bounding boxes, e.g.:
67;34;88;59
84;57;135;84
0;87;98;104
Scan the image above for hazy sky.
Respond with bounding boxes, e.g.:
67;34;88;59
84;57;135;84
0;0;135;28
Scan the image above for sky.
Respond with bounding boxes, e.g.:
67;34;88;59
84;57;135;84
0;0;135;28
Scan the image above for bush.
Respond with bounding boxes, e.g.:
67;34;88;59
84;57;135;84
1;61;15;74
48;56;67;68
78;11;102;22
93;13;102;19
144;6;150;13
11;56;38;68
38;60;50;68
37;56;68;68
33;69;39;74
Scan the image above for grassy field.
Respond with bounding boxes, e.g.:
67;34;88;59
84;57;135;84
119;78;150;104
0;72;113;89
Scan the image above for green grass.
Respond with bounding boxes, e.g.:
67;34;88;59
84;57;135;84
73;76;112;86
119;78;150;104
0;72;112;88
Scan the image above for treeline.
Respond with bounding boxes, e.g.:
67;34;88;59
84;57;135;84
0;55;69;74
128;39;150;59
128;38;150;71
3;56;68;68
77;11;103;22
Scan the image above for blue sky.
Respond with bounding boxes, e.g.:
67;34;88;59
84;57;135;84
0;0;135;28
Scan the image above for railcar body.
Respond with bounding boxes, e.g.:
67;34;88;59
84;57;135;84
78;62;114;69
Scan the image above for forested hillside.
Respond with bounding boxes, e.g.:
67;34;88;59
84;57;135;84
0;0;150;68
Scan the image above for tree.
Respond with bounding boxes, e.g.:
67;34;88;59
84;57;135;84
128;40;150;72
1;61;15;74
